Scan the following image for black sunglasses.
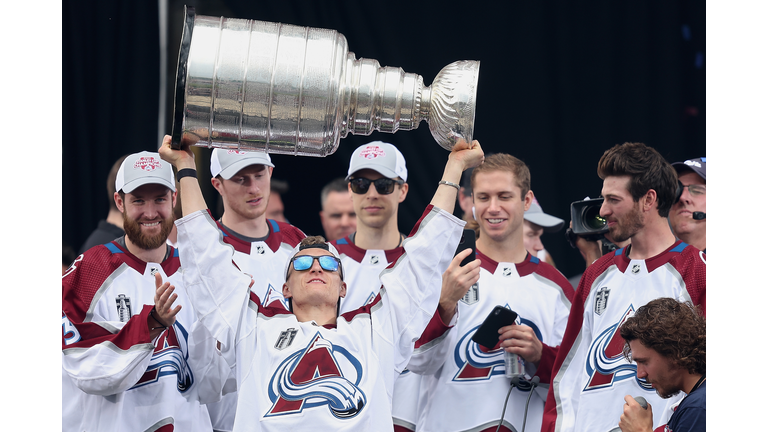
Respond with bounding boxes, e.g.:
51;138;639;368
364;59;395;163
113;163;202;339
349;177;404;195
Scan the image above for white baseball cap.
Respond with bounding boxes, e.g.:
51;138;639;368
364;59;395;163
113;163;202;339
210;148;275;179
115;151;176;194
524;197;564;233
345;141;407;182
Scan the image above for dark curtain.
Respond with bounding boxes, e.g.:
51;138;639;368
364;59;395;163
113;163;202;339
63;0;705;280
63;0;161;250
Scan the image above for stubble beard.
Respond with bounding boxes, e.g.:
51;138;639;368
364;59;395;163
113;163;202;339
123;212;174;250
654;382;682;399
609;203;644;243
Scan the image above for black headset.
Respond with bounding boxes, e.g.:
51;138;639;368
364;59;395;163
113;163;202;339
674;180;684;204
673;180;706;220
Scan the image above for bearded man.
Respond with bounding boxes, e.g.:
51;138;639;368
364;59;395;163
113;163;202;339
540;142;706;432
62;151;228;431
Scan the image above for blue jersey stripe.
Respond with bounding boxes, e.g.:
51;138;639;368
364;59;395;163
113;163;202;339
268;219;280;233
671;242;688;253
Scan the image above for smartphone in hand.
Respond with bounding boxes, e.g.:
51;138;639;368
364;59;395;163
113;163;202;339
471;306;519;350
454;229;477;267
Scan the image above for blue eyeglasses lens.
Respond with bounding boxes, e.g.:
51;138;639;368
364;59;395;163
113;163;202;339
292;255;339;272
317;256;339;272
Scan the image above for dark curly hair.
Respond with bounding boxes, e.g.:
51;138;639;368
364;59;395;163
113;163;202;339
620;297;705;376
597;142;678;218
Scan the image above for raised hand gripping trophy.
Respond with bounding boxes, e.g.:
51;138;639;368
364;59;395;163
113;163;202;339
171;6;479;156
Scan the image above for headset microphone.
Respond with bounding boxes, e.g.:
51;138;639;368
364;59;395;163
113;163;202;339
692;212;706;220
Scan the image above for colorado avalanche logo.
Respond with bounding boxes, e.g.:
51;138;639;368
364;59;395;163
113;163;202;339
133;156;161;171
132;322;194;393
266;333;367;419
452;309;542;382
584;304;652;392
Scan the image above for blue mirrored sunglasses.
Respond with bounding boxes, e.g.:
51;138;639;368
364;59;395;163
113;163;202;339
290;255;341;273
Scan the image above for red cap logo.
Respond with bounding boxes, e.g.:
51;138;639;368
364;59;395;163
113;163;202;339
134;157;161;172
359;145;386;160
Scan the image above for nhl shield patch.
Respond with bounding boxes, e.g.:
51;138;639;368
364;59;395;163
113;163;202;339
594;287;610;315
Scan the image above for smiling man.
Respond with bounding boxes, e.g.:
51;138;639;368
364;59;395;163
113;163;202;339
159;134;484;431
669;157;706;252
541;142;706;432
62;151;226;431
413;153;573;432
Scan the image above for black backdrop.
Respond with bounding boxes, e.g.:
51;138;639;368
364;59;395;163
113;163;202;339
62;0;705;280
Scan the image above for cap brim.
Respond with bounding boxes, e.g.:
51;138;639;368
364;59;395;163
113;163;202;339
219;158;275;179
345;164;399;181
121;177;176;194
524;214;565;232
671;162;706;180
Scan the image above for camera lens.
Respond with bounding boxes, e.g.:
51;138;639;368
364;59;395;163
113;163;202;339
584;206;606;230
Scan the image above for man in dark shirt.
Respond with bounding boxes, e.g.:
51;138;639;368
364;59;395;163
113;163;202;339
617;297;706;432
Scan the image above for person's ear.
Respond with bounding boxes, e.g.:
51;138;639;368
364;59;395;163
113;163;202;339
397;182;409;203
523;190;534;211
114;192;125;213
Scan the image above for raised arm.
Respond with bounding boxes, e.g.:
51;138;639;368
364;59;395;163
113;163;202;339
430;140;484;213
158;135;208;216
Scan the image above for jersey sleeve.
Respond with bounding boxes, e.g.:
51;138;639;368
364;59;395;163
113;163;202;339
61;253;158;396
176;209;260;371
678;247;706;316
532;263;574;385
374;205;465;373
540;255;612;432
61;305;156;395
406;308;459;375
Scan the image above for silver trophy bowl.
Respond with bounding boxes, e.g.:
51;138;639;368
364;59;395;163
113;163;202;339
171;6;479;156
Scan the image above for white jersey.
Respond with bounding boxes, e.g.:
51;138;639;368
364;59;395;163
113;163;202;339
176;205;464;431
208;218;306;431
332;236;423;431
541;241;706;432
414;250;574;432
219;218;306;309
333;236;404;315
62;242;228;432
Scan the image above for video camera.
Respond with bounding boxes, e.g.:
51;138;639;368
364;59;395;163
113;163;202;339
570;197;607;240
565;197;619;255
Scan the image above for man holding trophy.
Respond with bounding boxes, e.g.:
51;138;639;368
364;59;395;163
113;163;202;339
159;135;484;430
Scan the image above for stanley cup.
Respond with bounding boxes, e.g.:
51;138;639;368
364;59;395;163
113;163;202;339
171;6;479;156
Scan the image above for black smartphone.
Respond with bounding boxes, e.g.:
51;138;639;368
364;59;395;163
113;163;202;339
454;229;477;267
471;306;519;350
